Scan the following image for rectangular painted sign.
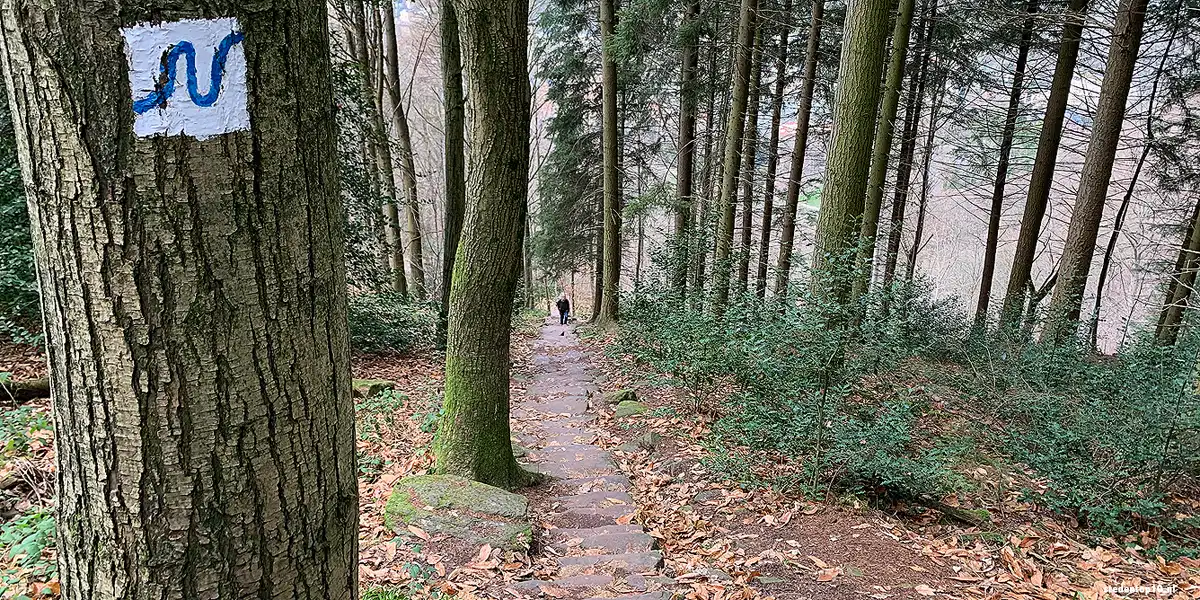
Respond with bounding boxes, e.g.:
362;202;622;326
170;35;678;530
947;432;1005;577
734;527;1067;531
123;18;249;139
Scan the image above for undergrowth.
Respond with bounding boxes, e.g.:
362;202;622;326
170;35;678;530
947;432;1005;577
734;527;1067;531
612;257;1200;552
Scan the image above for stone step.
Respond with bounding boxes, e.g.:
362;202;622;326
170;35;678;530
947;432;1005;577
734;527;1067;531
582;594;671;600
562;475;632;494
558;489;635;508
556;551;663;577
512;574;612;593
552;530;657;554
555;524;644;538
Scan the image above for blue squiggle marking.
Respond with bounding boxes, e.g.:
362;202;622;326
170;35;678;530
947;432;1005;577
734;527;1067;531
133;30;245;114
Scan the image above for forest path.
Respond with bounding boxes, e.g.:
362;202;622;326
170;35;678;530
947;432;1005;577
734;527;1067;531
509;318;672;600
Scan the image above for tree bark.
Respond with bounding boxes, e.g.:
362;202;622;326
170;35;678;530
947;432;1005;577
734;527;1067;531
435;0;534;489
0;2;358;597
712;0;760;312
1042;0;1149;344
774;0;825;299
596;0;621;323
736;26;765;296
673;0;701;294
974;0;1037;325
439;0;467;341
755;0;793;299
906;76;945;282
1089;14;1177;349
881;0;935;289
1156;197;1200;346
999;0;1089;328
854;0;917;300
353;0;408;295
811;0;891;302
382;4;426;299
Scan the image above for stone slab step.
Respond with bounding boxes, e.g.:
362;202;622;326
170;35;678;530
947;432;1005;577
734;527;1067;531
552;531;657;553
557;551;663;577
555;524;644;538
582;594;671;600
562;475;632;493
558;489;635;508
512;574;612;593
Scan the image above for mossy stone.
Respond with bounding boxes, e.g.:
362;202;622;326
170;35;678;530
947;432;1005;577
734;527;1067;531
384;474;532;550
353;379;395;398
603;389;637;405
613;399;649;418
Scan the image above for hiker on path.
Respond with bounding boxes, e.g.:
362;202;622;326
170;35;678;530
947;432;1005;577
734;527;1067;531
555;294;571;325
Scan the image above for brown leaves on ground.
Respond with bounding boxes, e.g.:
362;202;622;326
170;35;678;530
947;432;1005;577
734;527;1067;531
579;332;1200;600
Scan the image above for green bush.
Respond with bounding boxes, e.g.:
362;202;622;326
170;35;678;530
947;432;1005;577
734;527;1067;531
347;293;437;355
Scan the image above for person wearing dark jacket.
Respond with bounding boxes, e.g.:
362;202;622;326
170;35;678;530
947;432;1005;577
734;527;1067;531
555;294;571;325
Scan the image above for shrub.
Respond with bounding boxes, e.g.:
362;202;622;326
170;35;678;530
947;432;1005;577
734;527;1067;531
347;293;437;355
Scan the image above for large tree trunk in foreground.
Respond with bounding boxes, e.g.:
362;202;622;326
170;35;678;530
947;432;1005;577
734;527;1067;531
854;0;917;300
596;0;622;324
811;0;891;302
1157;197;1200;346
1042;0;1149;344
736;27;765;297
975;0;1037;325
756;0;793;298
436;0;533;488
0;2;357;597
774;0;825;299
382;5;426;299
712;0;759;312
673;0;701;295
439;0;467;341
999;0;1088;328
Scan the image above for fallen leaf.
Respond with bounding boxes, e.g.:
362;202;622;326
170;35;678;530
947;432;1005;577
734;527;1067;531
816;568;840;582
407;525;430;541
914;584;936;596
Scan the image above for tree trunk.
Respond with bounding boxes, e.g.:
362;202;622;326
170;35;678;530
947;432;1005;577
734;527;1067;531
382;4;426;299
906;76;945;282
736;26;765;296
596;0;621;323
1089;15;1177;349
881;0;936;289
439;0;467;341
974;0;1037;325
1042;0;1149;344
756;0;793;299
854;0;917;300
0;2;358;597
354;0;408;296
1156;197;1200;346
811;0;891;302
712;0;760;312
673;0;701;294
435;0;534;489
691;35;725;306
999;0;1089;328
591;226;604;320
774;0;825;299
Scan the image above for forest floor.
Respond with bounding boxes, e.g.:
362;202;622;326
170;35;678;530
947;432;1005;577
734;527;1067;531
2;319;1200;599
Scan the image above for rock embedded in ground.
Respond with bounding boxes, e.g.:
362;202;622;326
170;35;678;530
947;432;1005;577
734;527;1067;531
613;400;650;418
352;379;395;398
385;474;532;550
604;388;637;405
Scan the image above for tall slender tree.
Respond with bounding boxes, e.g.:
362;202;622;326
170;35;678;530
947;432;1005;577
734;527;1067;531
736;26;766;295
596;0;622;323
1156;196;1200;346
855;0;917;300
712;0;760;311
756;0;794;298
0;1;358;596
881;0;935;289
774;0;826;298
1042;0;1150;343
974;0;1038;325
435;0;536;488
673;0;701;294
440;0;467;340
382;4;427;299
812;0;891;302
999;0;1088;328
